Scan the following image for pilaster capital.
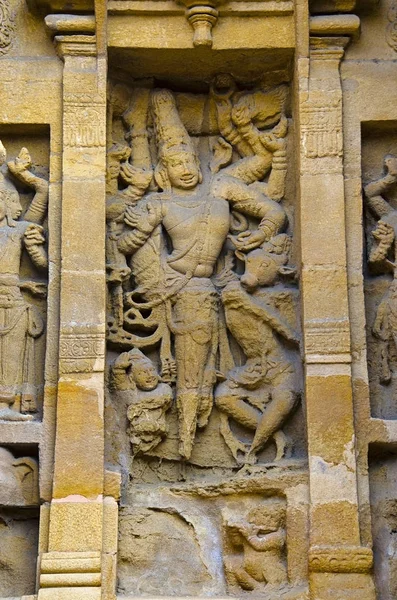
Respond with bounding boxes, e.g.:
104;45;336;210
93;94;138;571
53;34;97;59
309;36;350;62
44;14;97;59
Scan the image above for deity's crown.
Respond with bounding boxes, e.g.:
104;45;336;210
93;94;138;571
151;89;197;162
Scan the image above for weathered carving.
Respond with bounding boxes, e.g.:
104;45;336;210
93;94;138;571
0;0;14;56
364;155;397;384
386;3;397;52
0;447;39;506
0;510;39;596
0;142;48;420
223;502;287;591
106;76;301;466
111;349;173;455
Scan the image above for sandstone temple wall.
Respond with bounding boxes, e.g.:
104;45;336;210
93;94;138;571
0;1;395;599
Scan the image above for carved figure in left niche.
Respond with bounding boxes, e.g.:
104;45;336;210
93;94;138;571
0;143;48;421
117;88;288;460
364;155;397;383
215;234;300;464
224;503;287;591
110;349;172;455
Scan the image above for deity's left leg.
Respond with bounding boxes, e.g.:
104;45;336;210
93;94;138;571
248;368;298;459
173;282;218;459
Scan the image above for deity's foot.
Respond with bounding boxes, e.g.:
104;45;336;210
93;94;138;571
0;407;34;421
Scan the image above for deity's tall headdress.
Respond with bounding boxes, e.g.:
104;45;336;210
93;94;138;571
150;89;201;190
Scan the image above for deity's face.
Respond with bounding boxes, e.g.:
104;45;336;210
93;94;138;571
132;362;159;391
385;155;397;177
0;189;21;222
8;191;22;220
165;151;200;190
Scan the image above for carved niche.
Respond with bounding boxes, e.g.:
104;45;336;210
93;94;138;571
105;74;303;476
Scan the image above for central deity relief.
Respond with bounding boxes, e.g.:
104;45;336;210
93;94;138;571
106;76;301;466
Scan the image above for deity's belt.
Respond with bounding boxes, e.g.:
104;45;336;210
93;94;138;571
0;279;24;308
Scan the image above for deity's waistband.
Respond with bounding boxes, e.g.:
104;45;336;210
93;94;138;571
183;277;216;292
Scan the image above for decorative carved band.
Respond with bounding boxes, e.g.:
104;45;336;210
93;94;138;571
64;104;106;148
304;318;351;360
309;546;373;573
301;103;342;160
59;332;105;373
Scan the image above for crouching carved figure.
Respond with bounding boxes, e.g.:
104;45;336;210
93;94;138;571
224;503;287;592
111;349;173;455
215;234;300;464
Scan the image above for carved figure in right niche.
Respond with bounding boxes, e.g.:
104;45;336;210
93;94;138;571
110;349;173;455
215;234;300;464
364;155;397;384
0;143;48;421
224;503;287;592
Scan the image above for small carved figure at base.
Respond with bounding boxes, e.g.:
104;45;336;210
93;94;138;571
111;348;173;455
224;503;287;592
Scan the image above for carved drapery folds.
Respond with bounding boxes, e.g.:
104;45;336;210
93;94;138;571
106;76;302;472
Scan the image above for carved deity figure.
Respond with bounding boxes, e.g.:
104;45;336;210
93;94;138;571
111;348;172;455
224;503;287;591
116;88;288;459
364;155;397;383
215;234;300;464
0;143;48;421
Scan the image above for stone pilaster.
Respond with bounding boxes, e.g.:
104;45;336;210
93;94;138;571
37;26;108;600
296;35;375;599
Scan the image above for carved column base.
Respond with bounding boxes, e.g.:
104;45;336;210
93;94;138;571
310;573;376;600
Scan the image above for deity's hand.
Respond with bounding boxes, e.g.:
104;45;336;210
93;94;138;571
124;202;157;230
113;351;132;370
232;105;251;128
7;147;32;176
120;162;151;189
372;220;395;244
260;132;286;153
24;224;45;248
235;229;267;252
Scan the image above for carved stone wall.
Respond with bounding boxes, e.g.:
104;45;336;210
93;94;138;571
0;1;395;599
